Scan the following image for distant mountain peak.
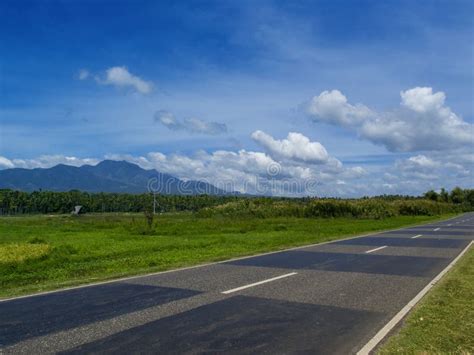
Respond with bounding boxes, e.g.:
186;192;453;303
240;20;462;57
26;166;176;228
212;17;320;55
0;161;231;195
96;159;135;167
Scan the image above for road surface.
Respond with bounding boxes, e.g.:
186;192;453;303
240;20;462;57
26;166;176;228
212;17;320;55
1;214;473;354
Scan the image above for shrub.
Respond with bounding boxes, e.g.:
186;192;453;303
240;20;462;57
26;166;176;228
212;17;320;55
197;197;460;219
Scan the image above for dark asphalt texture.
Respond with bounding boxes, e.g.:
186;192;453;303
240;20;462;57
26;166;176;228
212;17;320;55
1;213;473;354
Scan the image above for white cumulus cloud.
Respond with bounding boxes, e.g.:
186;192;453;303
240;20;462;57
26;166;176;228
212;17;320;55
251;130;329;164
406;155;440;169
98;66;153;94
305;90;374;126
304;87;473;152
400;87;445;113
0;156;14;169
115;131;364;196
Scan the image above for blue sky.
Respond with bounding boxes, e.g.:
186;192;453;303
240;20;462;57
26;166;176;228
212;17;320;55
1;0;473;196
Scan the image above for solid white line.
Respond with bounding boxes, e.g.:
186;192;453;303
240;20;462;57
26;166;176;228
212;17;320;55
0;213;464;303
357;241;473;355
411;234;422;239
433;227;440;231
365;246;387;254
221;272;297;294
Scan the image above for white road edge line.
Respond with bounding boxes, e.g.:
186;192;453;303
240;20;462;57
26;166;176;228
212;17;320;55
365;246;387;254
411;234;422;239
221;272;297;294
433;227;440;231
357;240;473;355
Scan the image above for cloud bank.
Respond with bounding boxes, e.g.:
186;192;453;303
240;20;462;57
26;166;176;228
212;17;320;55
0;131;368;196
1;147;471;197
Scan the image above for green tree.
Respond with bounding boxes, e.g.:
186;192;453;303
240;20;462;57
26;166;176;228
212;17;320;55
450;187;464;204
424;190;439;201
439;188;449;203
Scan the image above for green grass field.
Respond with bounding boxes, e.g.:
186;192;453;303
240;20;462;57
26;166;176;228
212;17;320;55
0;213;456;298
379;245;473;354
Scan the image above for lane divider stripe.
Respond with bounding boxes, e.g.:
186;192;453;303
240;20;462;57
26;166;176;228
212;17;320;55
221;272;298;294
365;246;387;254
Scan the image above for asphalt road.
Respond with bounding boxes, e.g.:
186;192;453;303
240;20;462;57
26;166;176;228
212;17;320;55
1;214;473;354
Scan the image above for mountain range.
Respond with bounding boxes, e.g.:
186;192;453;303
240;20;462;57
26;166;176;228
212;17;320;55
0;160;229;195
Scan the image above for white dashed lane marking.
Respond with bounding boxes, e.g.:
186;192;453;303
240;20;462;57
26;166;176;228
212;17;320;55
221;272;298;294
365;246;388;254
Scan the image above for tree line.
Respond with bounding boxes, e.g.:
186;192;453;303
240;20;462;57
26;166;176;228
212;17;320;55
0;188;472;217
423;187;474;205
0;190;239;215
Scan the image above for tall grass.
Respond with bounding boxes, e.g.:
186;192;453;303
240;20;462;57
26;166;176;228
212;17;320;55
197;198;461;219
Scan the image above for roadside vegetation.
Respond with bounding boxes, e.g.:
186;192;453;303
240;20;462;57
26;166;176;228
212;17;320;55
1;187;473;216
379;246;473;354
0;213;456;298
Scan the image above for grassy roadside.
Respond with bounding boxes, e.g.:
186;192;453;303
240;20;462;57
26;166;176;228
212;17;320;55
379;244;473;354
0;213;457;298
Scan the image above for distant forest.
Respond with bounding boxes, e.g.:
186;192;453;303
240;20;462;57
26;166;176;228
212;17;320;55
0;187;473;218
